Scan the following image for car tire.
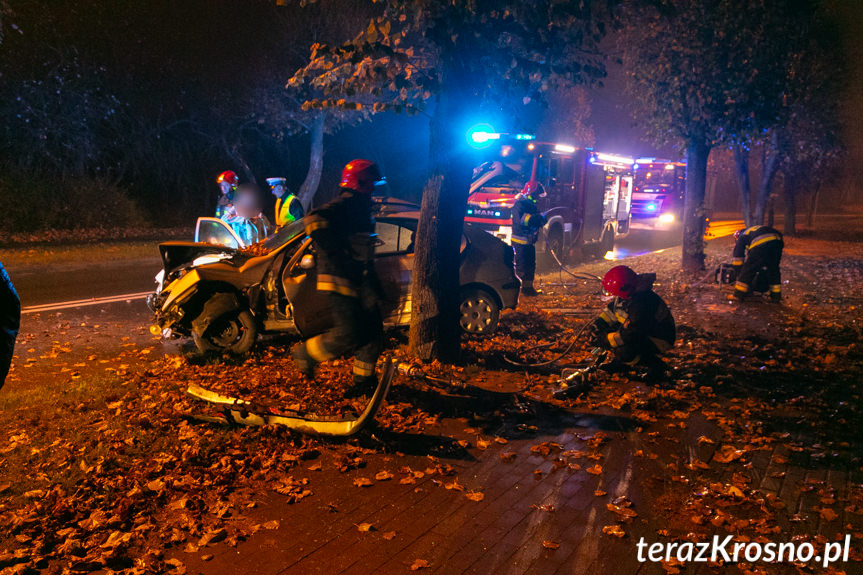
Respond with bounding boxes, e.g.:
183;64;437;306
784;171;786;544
193;309;258;355
459;288;500;335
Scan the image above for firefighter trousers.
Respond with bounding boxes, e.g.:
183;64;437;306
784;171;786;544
300;287;384;383
735;242;782;296
513;243;537;284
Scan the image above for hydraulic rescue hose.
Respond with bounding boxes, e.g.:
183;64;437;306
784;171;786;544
500;238;604;369
501;319;596;368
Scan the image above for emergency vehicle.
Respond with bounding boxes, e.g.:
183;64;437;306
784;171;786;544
465;138;633;259
629;158;686;231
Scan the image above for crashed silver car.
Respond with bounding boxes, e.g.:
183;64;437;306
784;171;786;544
149;207;520;354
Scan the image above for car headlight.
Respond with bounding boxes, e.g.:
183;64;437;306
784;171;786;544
659;213;675;224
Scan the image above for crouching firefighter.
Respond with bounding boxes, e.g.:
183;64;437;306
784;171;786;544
731;225;784;302
511;181;548;296
291;159;385;398
589;265;676;382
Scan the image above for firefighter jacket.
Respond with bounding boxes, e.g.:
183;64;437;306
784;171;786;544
275;193;305;227
303;190;376;298
593;287;676;354
511;194;547;245
732;225;784;267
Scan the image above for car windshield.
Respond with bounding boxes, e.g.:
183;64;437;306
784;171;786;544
238;219;306;256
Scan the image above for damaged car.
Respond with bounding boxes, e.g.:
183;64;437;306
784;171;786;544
149;206;520;354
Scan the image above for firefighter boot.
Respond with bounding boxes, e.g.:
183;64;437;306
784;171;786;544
770;292;782;303
730;289;747;302
522;282;542;297
291;344;317;380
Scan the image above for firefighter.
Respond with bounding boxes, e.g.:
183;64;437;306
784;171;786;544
267;177;305;227
291;159;385;398
589;265;676;381
731;225;784;302
0;261;20;389
511;180;548;296
215;170;239;219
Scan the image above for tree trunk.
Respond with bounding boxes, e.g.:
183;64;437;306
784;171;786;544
783;177;797;236
297;112;326;210
806;184;821;229
408;54;474;363
732;144;752;227
753;131;782;225
681;137;711;272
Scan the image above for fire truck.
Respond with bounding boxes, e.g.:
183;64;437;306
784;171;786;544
629;158;686;231
465;139;633;259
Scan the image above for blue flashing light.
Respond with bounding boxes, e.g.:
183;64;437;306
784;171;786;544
494;211;501;217
467;123;498;149
467;209;474;215
646;203;657;211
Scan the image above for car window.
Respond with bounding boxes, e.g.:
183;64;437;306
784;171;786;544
376;222;414;255
195;218;241;249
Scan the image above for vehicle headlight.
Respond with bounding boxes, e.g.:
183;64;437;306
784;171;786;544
659;213;675;224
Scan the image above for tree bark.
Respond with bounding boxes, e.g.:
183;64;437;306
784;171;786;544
681;137;711;272
408;53;474;363
732;144;752;227
297;111;326;210
806;184;821;229
753;130;782;225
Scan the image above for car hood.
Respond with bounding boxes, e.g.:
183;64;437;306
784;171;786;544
158;241;240;275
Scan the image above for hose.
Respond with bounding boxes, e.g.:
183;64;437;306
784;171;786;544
544;238;603;282
501;318;596;368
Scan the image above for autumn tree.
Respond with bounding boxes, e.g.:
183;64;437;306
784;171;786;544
289;1;608;361
618;0;811;270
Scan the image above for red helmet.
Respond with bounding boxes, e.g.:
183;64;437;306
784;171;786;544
602;265;639;299
340;159;382;194
522;180;546;199
217;170;239;187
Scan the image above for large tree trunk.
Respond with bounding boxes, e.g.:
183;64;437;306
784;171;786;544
732;144;752;227
297;112;326;210
753;131;782;225
408;54;474;362
682;137;711;272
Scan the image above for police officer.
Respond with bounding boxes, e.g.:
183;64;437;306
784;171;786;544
267;177;305;227
590;265;676;381
215;170;239;219
731;225;784;302
291;159;385;398
511;180;547;296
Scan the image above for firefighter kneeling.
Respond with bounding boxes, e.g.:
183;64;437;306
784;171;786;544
511;181;548;296
589;265;676;383
291;159;385;398
731;225;784;302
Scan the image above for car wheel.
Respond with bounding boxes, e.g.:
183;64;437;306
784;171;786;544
193;309;258;355
459;288;500;335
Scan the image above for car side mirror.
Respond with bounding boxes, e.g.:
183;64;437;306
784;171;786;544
299;253;315;269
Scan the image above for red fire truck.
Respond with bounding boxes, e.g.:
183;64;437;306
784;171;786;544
465;139;633;259
629;158;686;231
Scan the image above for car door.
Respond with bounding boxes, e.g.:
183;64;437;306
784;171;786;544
281;237;333;338
373;220;414;326
195;217;243;248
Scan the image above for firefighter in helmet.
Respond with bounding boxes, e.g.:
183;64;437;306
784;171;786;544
589;265;676;381
511;180;548;296
731;225;784;302
215;170;239;219
267;177;304;227
291;159;385;398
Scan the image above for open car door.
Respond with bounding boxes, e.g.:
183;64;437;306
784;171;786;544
195;217;244;249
